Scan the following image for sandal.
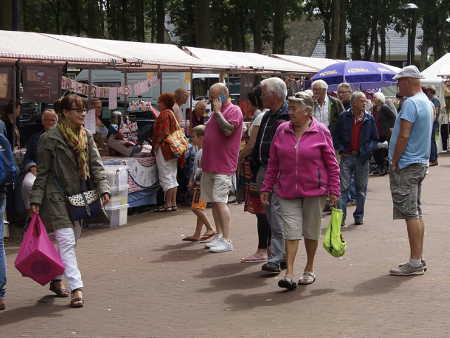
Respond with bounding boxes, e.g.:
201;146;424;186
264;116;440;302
70;288;84;308
240;254;268;263
182;235;201;242
168;206;178;212
199;232;217;241
278;276;297;290
298;271;316;285
49;280;69;298
154;206;169;212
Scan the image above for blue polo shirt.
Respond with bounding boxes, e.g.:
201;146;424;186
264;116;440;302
389;92;433;169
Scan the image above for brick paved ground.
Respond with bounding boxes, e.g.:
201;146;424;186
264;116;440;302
2;155;450;337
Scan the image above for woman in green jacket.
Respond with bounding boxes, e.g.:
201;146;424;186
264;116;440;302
30;94;110;308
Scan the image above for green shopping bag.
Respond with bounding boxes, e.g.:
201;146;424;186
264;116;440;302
323;208;347;257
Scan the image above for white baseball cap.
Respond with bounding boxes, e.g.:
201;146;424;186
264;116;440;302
393;65;425;80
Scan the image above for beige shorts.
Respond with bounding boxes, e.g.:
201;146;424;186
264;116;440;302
276;196;326;240
200;172;232;203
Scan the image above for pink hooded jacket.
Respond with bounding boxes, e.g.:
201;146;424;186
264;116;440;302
261;118;340;199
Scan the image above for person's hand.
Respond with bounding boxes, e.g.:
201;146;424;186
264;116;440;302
260;192;270;206
31;204;40;214
187;181;193;190
390;160;399;172
212;98;221;113
102;193;110;205
328;194;339;207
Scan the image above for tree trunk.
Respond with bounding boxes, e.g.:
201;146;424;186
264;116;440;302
156;0;165;43
379;19;387;63
195;0;210;47
87;0;98;37
408;14;418;65
330;0;345;59
272;0;287;54
0;0;12;30
253;1;263;53
71;0;82;36
337;0;347;59
135;0;145;41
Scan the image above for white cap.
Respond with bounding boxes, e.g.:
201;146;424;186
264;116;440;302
393;65;425;80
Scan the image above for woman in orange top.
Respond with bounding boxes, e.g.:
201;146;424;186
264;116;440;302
152;93;181;212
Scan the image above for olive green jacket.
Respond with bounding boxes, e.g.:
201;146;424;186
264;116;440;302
30;127;110;230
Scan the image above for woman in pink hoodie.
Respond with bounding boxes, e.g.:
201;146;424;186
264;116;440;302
260;92;340;290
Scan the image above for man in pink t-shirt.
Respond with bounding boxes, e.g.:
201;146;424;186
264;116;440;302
201;83;243;253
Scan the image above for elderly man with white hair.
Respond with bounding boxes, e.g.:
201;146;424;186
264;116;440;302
334;91;379;226
250;77;289;274
311;79;345;135
201;82;243;253
372;92;396;175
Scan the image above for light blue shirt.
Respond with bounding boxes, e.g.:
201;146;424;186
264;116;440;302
389;92;433;169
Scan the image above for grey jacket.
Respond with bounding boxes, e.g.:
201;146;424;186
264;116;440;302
30;127;110;230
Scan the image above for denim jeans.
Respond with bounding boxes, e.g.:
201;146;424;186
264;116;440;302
0;192;7;299
430;121;438;162
266;193;285;265
348;173;356;201
338;154;369;223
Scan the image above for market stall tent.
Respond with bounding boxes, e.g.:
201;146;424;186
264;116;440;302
422;53;450;108
183;47;317;74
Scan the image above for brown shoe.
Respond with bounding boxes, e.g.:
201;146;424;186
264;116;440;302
0;299;5;311
70;288;84;308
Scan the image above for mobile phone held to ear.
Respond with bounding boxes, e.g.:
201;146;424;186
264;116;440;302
219;94;226;102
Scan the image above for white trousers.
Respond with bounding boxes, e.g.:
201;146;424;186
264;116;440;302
54;224;83;291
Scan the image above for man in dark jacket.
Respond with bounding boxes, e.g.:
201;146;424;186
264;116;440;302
23;109;58;168
312;79;345;136
372;92;396;175
251;77;289;274
334;91;379;226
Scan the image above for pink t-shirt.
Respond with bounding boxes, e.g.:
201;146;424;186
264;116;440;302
202;102;243;175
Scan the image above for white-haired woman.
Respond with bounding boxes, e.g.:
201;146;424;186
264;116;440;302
372;92;396;175
260;92;340;289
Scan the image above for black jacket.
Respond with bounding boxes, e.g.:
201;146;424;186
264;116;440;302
251;102;289;170
374;104;396;141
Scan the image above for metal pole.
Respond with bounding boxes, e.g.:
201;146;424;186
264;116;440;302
124;71;128;108
158;67;162;96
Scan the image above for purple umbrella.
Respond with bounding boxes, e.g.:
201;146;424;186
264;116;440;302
311;60;397;91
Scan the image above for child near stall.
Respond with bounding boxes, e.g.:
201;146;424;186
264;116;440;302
182;125;216;242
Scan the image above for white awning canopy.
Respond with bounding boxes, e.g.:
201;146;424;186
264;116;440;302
272;54;344;72
44;34;229;71
0;30;122;65
184;47;317;74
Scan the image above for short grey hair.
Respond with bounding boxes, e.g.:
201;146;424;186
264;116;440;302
337;82;352;92
261;77;287;100
351;91;366;103
373;92;386;104
288;92;314;114
311;79;328;90
42;109;58;120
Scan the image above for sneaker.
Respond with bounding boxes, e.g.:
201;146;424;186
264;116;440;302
209;239;233;253
204;235;222;248
390;262;425;276
354;218;363;225
398;259;427;272
261;262;281;274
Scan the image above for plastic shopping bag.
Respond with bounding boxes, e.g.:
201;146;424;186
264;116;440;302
15;214;65;286
323;208;347;257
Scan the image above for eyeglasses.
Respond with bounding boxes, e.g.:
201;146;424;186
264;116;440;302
69;108;86;113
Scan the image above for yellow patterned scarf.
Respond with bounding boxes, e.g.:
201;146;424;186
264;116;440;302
58;119;90;180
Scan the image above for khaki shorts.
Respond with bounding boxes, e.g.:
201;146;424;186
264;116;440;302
389;164;427;219
200;172;232;203
275;196;326;240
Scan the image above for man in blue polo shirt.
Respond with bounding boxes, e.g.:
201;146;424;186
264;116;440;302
388;65;433;276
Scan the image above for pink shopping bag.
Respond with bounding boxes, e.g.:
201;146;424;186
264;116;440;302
14;214;65;286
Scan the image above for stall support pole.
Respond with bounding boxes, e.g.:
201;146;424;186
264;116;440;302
158;66;162;96
87;69;92;107
124;71;128;109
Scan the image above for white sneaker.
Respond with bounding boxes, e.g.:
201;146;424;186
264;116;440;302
209;239;233;253
201;234;219;244
204;235;223;248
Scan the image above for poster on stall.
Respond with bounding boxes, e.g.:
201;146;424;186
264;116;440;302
0;66;13;103
85;108;96;134
23;65;61;103
108;87;118;110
